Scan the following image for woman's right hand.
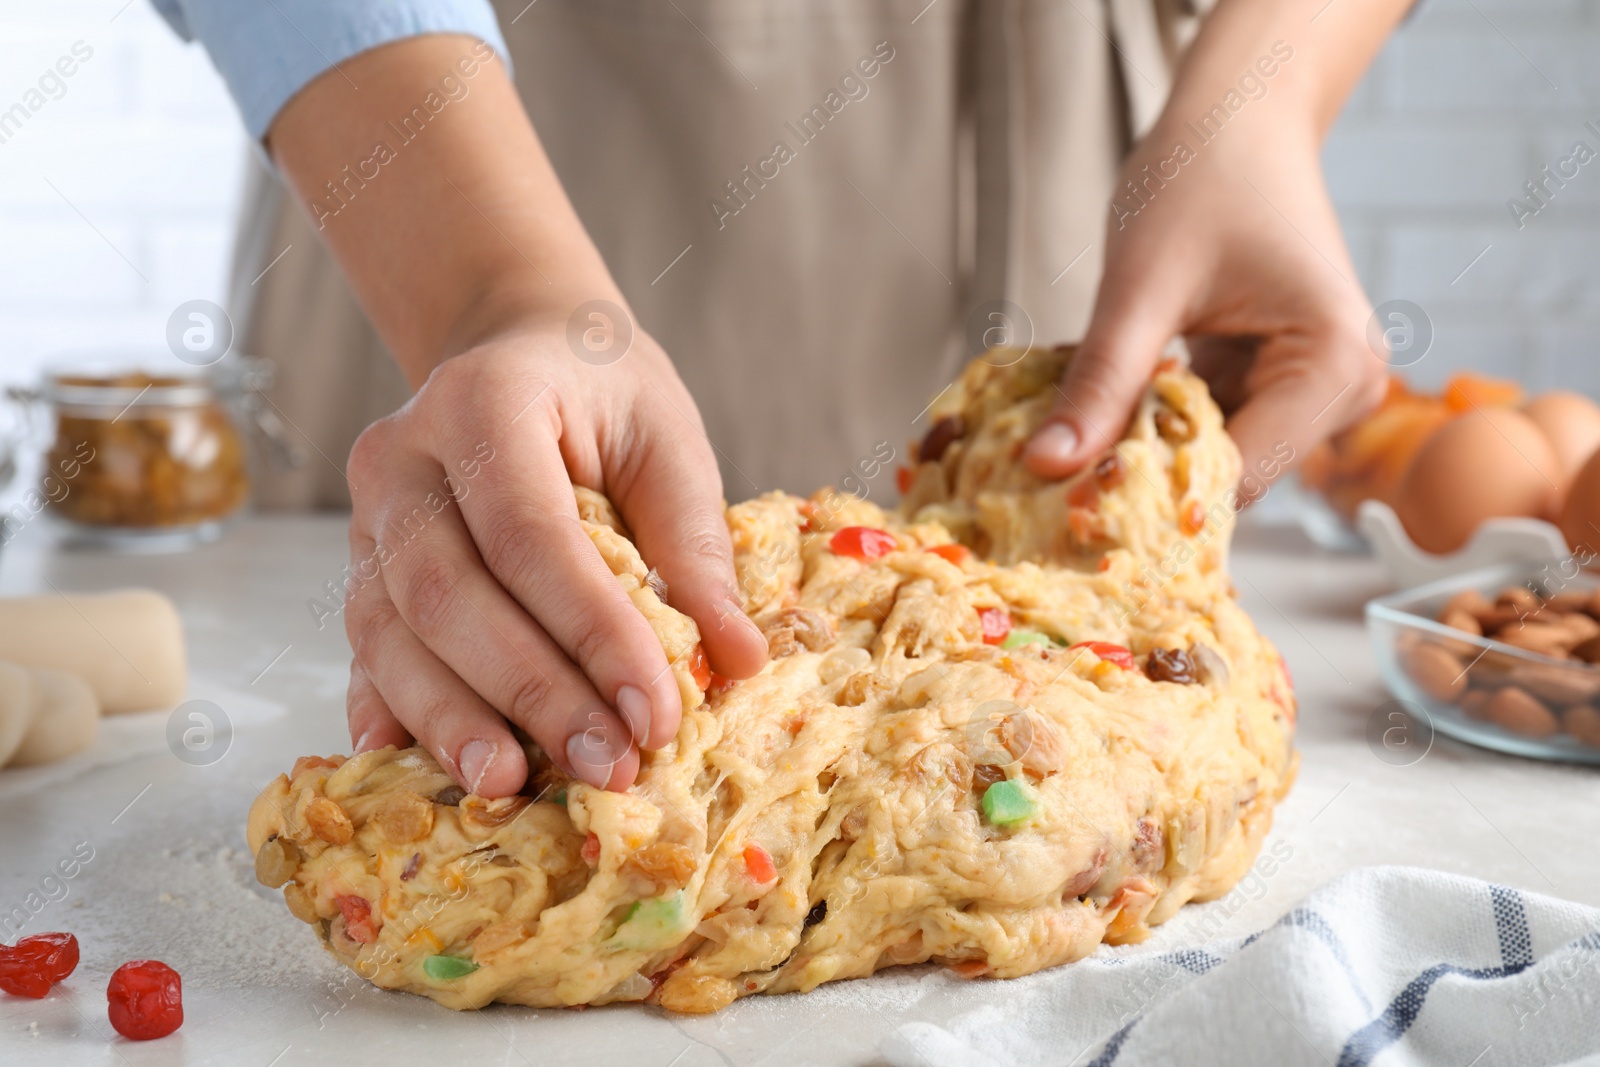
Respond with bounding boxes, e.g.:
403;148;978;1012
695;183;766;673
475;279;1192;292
343;319;769;798
261;35;768;797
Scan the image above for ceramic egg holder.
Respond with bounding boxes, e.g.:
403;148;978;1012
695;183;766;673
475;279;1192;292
1356;499;1571;588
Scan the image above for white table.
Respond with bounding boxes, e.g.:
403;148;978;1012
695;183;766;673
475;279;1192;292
2;515;1596;1066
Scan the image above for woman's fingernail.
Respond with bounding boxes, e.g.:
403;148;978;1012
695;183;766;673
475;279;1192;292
1029;423;1078;465
615;685;652;746
458;739;497;794
353;729;374;754
567;730;620;788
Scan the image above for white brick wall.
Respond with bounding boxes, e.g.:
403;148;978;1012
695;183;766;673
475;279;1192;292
1323;0;1600;394
0;0;244;400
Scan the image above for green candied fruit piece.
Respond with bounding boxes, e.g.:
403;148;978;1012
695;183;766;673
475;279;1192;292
1001;629;1053;650
613;891;688;950
981;780;1038;828
423;954;480;981
551;788;568;806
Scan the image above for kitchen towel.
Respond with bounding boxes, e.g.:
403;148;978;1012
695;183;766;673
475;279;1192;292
882;866;1600;1067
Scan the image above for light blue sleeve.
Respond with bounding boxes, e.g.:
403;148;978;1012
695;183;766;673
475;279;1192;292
148;0;510;141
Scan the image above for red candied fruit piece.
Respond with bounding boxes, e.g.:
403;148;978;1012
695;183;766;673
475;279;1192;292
107;960;183;1041
1068;641;1135;670
829;527;897;562
742;843;777;884
978;608;1011;646
688;644;711;690
334;895;378;943
581;831;601;866
0;932;80;998
1179;500;1207;537
927;543;971;565
895;465;914;495
1066;476;1099;509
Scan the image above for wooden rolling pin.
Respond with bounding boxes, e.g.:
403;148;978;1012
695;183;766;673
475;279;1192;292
0;590;186;713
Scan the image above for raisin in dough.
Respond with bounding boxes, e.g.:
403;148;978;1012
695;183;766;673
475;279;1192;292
248;347;1297;1014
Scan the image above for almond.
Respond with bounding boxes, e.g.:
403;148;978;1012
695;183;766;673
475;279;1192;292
1439;610;1482;636
1443;589;1492;618
1403;643;1467;702
1562;705;1600;748
1547;591;1593;614
1486;687;1559;738
1496;587;1542;613
1495;622;1572;657
1508;663;1600;707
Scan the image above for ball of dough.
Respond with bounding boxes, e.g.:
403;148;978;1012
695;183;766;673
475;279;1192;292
10;668;99;767
0;661;34;766
0;590;186;713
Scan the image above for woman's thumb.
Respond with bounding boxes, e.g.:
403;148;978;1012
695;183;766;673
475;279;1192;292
1024;290;1180;479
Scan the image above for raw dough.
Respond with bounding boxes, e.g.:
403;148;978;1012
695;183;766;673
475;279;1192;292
0;662;32;766
0;590;186;713
10;667;99;767
248;347;1297;1013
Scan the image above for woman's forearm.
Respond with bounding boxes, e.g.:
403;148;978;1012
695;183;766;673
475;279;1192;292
266;34;619;387
1162;0;1412;139
1030;0;1408;480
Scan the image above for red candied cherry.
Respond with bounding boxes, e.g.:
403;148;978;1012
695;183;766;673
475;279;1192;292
0;932;80;998
107;960;183;1040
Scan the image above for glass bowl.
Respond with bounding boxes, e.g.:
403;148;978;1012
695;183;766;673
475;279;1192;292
1367;562;1600;764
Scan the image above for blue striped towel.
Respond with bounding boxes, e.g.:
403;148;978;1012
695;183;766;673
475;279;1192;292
882;867;1600;1067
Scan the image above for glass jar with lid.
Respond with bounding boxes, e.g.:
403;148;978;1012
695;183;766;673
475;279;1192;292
5;356;291;551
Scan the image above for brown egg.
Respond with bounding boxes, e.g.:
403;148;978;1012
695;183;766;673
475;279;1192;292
1395;407;1563;554
1522;391;1600;493
1558;445;1600;559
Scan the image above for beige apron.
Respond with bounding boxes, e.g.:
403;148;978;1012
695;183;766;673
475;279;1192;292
230;0;1206;510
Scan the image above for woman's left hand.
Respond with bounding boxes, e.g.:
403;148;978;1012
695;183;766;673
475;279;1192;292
1025;0;1413;489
